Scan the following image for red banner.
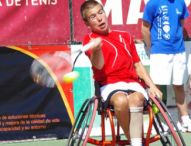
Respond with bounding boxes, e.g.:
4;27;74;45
0;0;70;46
73;0;191;41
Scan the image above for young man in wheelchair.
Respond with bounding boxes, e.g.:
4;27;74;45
80;1;162;146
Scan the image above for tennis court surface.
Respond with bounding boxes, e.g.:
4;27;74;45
0;132;190;146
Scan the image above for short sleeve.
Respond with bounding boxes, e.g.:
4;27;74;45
82;35;92;59
142;0;156;24
180;0;189;20
129;36;141;64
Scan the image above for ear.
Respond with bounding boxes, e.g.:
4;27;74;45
85;21;90;28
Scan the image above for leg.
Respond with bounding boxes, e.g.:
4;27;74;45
173;84;188;116
188;101;191;110
173;84;190;127
110;92;144;145
157;84;183;127
110;92;130;140
178;110;182;123
172;52;190;128
129;92;144;146
156;84;183;125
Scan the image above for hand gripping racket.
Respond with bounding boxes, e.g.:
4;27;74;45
30;41;94;88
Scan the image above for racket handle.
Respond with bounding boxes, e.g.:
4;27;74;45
81;41;94;52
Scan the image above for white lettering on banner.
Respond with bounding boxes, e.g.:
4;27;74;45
29;0;57;5
97;0;143;25
104;0;123;25
22;0;58;6
96;0;123;25
0;1;2;6
39;0;57;5
32;0;38;5
96;0;190;25
40;0;47;5
51;0;56;5
127;0;143;24
15;0;21;6
6;0;14;6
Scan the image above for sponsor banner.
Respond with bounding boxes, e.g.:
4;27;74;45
0;45;74;141
72;0;191;42
0;0;70;46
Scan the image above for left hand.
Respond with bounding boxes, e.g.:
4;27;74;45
148;86;163;100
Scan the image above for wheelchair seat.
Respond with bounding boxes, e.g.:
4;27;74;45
94;81;148;115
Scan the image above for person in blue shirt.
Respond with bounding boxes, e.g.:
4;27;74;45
141;0;190;131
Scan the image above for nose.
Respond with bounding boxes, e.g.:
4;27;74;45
97;15;102;21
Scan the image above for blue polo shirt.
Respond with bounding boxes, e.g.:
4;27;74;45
142;0;189;54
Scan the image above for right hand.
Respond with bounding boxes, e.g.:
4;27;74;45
90;37;102;52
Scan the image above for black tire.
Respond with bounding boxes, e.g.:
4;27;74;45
150;95;186;146
66;96;98;146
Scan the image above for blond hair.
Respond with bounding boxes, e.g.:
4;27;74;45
80;0;103;22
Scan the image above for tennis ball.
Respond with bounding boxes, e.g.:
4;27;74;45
63;71;79;83
152;104;159;114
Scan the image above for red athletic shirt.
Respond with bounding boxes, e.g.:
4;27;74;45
83;30;141;86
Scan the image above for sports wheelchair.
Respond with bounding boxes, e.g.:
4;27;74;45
66;82;186;146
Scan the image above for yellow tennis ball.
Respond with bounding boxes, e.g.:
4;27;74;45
152;104;159;114
63;71;79;83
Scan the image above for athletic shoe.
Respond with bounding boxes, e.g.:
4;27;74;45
176;121;183;132
169;122;185;132
181;119;191;132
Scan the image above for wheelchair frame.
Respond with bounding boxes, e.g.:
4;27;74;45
67;94;186;146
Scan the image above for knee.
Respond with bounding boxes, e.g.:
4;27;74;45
129;92;144;107
112;94;128;111
173;85;185;94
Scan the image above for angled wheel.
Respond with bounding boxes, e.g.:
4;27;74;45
149;95;186;146
66;96;98;146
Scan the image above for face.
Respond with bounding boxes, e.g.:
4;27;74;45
85;5;111;34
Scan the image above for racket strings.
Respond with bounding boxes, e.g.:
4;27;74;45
30;51;72;88
31;60;54;87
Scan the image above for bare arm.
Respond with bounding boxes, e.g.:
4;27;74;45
90;37;104;70
134;61;163;99
181;19;185;32
141;20;151;49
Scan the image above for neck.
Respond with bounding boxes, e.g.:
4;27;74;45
93;28;112;35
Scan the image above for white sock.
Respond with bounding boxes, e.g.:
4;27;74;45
177;121;182;127
130;138;142;146
181;116;190;124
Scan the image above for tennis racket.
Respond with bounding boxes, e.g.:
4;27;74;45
30;41;95;88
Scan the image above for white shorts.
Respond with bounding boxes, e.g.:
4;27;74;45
150;52;187;85
100;82;149;101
